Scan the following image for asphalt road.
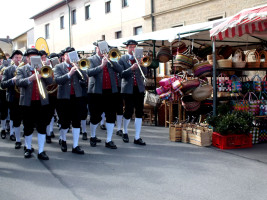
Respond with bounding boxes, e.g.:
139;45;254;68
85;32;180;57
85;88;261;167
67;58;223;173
0;122;267;200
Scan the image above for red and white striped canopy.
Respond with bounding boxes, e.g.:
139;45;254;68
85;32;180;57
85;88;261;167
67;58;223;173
210;5;267;40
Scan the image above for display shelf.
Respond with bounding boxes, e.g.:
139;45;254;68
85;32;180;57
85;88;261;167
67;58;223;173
217;67;267;71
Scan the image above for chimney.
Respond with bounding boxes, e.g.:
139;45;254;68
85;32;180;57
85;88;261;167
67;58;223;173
6;35;10;42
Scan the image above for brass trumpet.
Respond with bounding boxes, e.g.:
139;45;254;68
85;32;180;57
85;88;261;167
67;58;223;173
108;48;121;62
141;56;152;67
78;58;90;70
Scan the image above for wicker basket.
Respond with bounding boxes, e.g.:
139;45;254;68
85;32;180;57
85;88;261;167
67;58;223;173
217;59;232;68
232;49;246;68
259;50;267;68
246;50;260;68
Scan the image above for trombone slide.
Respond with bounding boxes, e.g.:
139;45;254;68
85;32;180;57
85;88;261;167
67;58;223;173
132;51;147;81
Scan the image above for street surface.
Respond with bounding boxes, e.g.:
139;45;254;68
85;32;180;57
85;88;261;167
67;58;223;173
0;122;267;200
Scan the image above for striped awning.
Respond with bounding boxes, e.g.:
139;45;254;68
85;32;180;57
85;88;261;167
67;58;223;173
210;4;267;40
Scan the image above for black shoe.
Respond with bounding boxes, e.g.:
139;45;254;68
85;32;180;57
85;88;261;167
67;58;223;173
82;132;88;140
50;131;55;138
100;124;106;130
134;138;146;146
61;141;67;152
72;146;84;154
122;134;129;143
116;130;123;137
38;151;49;160
46;136;52;143
10;134;16;141
90;137;97;147
15;142;22;149
105;141;117;149
24;149;32;158
24;146;34;153
1;130;6;139
59;139;62;145
95;137;101;143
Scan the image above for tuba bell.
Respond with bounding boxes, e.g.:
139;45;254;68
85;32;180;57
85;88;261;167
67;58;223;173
141;56;152;67
108;48;121;62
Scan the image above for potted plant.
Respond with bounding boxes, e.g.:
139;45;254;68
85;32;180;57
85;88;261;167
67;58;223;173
206;104;254;149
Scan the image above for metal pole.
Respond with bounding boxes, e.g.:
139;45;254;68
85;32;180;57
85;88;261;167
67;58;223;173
152;40;158;126
212;38;217;117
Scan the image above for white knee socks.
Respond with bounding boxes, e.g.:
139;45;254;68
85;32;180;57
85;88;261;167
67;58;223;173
90;123;98;138
116;115;123;131
81;120;87;133
38;133;46;153
1;120;6;131
135;118;142;140
49;117;54;133
106;123;114;143
14;127;21;142
25;134;32;150
100;113;105;125
60;128;68;141
123;118;131;134
46;125;51;136
10;120;14;135
72;128;80;148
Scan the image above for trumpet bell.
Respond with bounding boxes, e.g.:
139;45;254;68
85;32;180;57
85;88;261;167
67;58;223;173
78;58;90;70
40;66;53;78
141;56;152;67
108;48;121;62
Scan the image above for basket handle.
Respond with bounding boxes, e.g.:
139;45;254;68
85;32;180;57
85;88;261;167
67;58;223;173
247;92;259;101
251;74;262;81
230;75;240;81
245;50;260;62
262;74;267;81
259;91;267;100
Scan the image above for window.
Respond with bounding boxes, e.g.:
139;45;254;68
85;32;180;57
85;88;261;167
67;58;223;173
122;0;128;7
102;35;106;40
60;16;64;29
115;31;122;39
171;23;184;28
71;9;77;25
208;16;223;21
105;1;111;13
45;24;50;39
85;5;90;20
134;26;142;35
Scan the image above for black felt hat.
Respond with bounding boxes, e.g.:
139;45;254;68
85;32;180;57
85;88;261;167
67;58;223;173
24;48;40;56
39;50;48;56
123;39;138;46
10;50;23;59
49;53;59;59
62;47;75;54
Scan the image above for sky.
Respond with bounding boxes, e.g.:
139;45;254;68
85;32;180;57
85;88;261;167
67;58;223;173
0;0;60;39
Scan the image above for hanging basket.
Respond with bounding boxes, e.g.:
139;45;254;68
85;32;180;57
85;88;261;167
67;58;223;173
259;50;267;68
171;41;187;55
181;95;201;112
246;50;260;68
193;61;212;78
175;54;194;69
192;85;213;102
156;46;172;63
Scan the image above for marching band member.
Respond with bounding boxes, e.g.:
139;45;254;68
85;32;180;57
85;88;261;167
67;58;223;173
87;41;122;149
115;70;124;136
1;50;23;148
0;57;10;140
16;48;53;160
54;47;86;154
118;40;147;145
45;53;59;143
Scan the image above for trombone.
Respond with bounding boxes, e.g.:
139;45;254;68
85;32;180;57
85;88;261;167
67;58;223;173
141;56;152;67
132;51;147;81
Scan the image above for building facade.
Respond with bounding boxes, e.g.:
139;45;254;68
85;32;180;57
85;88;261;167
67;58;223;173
30;0;267;53
12;28;34;53
31;0;146;53
144;0;267;31
0;37;12;55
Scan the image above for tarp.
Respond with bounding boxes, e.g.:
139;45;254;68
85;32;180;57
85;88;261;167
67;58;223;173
210;4;267;40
